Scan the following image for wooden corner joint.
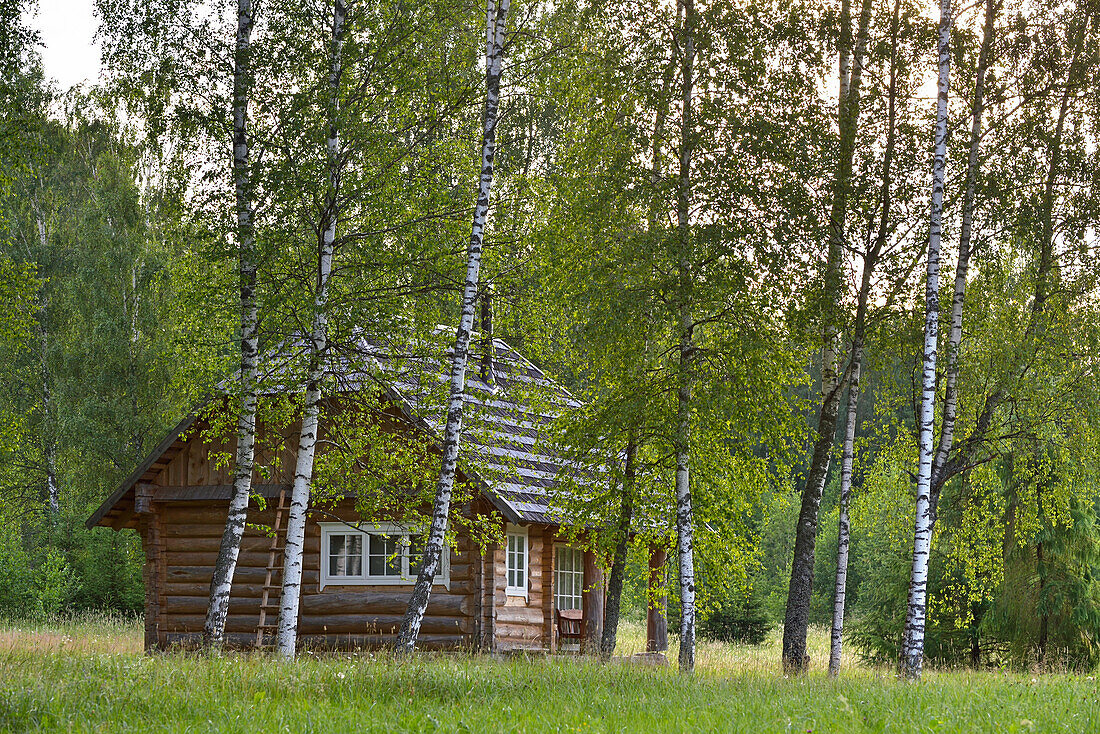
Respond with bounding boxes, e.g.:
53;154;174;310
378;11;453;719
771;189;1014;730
135;482;156;515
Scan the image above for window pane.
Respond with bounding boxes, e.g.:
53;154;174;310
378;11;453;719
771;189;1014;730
369;534;387;557
346;554;362;576
370;555;386;575
408;535;424;576
366;534;400;577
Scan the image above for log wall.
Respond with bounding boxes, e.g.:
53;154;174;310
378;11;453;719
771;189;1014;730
133;405;564;653
145;497;481;651
491;525;552;651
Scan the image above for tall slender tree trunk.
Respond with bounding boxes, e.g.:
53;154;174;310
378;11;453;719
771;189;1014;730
826;0;887;678
902;0;953;681
34;214;59;519
600;435;635;660
1035;475;1049;668
203;0;261;649
828;352;861;678
673;0;698;675
927;0;997;518
275;0;345;659
782;0;871;673
397;0;509;653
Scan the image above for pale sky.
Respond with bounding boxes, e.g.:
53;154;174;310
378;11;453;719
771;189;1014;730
27;0;103;91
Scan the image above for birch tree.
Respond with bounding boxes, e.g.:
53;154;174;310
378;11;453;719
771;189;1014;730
925;0;997;533
782;0;874;673
275;0;345;659
672;0;699;674
203;0;261;649
902;0;953;681
397;0;509;653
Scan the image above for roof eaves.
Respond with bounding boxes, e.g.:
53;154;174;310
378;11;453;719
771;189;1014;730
84;411;200;529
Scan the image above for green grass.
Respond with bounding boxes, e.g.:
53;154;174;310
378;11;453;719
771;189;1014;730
1;616;1099;732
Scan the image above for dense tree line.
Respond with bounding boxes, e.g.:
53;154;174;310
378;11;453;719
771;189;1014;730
4;0;1100;676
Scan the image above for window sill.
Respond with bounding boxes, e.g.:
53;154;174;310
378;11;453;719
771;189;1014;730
319;577;451;591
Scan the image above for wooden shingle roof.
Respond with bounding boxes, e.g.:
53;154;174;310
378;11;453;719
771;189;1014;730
351;331;588;525
88;329;590;529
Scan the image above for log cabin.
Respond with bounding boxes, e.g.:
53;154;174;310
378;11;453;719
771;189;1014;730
87;331;669;653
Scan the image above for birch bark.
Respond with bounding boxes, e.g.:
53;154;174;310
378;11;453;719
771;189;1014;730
275;0;344;659
827;355;859;678
674;0;697;675
924;8;1088;520
782;0;871;673
927;0;996;517
902;0;953;681
203;0;260;649
397;0;509;653
33;214;59;518
828;0;900;678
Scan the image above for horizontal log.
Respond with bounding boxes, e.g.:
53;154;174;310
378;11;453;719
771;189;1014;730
162;632;473;651
300;591;471;616
301;633;473;651
163;523;234;538
163;582;280;599
164;566;320;584
166;536;282;553
495;622;544;642
164;595;265;614
496;606;544;625
314;578;476;596
162;615;469;640
299;615;467;635
164;615;262;634
162;589;473;620
166;551;319;570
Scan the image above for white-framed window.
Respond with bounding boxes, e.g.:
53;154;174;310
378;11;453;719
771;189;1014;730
505;524;528;599
319;522;448;590
554;544;584;611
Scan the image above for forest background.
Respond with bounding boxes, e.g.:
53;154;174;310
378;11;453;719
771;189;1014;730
3;0;1100;675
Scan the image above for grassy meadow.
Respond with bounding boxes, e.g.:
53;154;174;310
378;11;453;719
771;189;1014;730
1;615;1098;732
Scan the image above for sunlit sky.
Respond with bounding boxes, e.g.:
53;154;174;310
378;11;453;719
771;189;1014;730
27;0;102;91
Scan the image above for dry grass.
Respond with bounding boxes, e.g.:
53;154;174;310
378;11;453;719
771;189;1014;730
0;612;142;656
615;618;854;675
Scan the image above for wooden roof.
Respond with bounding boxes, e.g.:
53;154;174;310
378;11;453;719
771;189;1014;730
87;330;591;530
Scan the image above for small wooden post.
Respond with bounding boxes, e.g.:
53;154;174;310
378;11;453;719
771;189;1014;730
646;545;668;653
582;549;604;654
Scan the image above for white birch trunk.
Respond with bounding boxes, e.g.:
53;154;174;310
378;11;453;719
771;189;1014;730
275;0;344;659
828;352;860;678
828;0;899;677
397;0;509;653
902;0;952;681
929;0;995;511
203;0;261;648
674;0;697;675
35;215;59;518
